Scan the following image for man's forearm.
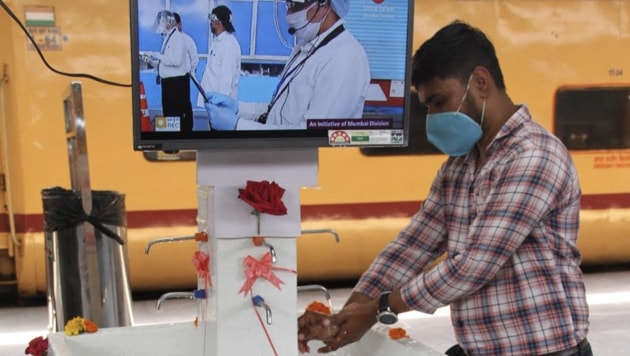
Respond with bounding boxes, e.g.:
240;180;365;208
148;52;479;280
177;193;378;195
345;289;412;315
343;292;374;307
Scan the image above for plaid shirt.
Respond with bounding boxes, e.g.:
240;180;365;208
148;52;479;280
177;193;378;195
354;105;589;355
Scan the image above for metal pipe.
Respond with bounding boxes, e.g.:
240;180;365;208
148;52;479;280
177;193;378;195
264;242;277;263
155;289;206;310
145;235;195;254
297;284;334;313
301;229;340;243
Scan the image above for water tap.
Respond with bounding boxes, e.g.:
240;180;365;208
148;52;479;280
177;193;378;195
156;289;206;310
301;228;340;243
145;235;195;254
297;284;334;313
252;295;272;325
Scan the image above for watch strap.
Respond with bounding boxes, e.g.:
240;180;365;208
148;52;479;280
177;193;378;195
378;291;392;313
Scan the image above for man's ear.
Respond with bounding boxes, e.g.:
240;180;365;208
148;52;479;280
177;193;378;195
471;66;491;97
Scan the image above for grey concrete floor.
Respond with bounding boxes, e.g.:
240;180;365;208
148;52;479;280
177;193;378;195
1;269;629;355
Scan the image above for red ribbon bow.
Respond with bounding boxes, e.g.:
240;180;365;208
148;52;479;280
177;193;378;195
239;252;295;295
192;251;212;287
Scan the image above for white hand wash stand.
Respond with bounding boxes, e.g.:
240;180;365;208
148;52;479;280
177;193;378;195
196;147;318;355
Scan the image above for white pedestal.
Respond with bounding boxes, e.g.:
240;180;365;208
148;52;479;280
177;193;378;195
196;148;318;356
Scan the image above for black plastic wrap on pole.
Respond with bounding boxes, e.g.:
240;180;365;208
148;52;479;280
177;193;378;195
41;187;126;245
42;186;133;331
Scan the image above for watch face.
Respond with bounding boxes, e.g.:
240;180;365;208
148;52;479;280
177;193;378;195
378;311;398;325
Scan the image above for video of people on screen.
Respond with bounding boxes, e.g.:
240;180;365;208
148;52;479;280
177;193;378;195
136;0;410;133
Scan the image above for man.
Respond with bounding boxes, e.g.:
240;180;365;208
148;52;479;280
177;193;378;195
148;10;193;132
298;21;592;356
204;0;370;130
197;5;241;107
173;12;199;77
172;12;198;131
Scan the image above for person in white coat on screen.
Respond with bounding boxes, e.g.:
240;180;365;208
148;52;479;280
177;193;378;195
142;10;194;132
197;5;241;107
174;12;199;76
204;0;370;130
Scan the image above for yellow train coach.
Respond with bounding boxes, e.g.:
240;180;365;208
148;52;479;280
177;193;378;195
1;0;630;299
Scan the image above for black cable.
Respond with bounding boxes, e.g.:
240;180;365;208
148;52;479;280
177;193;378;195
0;0;132;87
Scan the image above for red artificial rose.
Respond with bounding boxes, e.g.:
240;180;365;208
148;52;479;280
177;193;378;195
25;336;48;356
238;180;288;216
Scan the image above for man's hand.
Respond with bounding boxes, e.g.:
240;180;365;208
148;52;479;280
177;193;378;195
297;311;339;353
205;92;238;113
316;300;378;353
205;102;238;130
139;53;159;67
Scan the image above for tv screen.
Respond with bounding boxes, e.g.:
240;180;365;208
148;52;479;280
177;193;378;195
130;0;414;151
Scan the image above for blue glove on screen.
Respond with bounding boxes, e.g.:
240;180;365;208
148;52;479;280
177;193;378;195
205;102;238;130
205;92;238;113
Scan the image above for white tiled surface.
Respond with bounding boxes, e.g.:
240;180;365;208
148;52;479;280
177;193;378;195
2;269;629;355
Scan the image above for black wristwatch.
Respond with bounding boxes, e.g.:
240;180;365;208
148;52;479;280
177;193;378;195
376;291;398;325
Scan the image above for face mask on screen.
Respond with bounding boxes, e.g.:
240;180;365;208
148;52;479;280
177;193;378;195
286;3;322;43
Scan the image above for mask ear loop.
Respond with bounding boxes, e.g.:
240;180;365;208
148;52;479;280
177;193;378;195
315;2;331;26
455;74;474;113
480;98;486;128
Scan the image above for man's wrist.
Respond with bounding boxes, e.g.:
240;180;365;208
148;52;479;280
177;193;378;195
376;291;398;325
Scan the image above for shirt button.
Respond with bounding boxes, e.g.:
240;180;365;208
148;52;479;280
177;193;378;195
457;320;464;327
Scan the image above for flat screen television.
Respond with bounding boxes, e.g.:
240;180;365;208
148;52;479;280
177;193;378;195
130;0;414;151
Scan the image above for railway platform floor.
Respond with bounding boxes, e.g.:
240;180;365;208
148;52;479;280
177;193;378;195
1;267;629;355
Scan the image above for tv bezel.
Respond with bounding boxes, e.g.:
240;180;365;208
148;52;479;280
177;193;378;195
130;0;415;152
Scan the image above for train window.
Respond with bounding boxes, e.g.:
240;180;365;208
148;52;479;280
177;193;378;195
360;89;440;156
554;87;630;150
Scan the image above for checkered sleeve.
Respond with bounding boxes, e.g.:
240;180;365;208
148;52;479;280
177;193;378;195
401;141;575;314
353;171;449;299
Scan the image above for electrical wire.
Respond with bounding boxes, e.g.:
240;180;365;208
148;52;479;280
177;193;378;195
0;0;132;87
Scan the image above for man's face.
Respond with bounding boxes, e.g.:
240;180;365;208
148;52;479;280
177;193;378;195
210;17;221;35
164;16;176;31
419;75;485;126
418;76;480;121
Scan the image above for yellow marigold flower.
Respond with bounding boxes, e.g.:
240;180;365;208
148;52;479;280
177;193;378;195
64;316;86;336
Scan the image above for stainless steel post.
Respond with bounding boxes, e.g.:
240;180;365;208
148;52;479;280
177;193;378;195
45;82;133;332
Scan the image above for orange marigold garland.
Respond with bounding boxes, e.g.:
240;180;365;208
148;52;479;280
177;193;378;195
305;301;331;315
83;318;99;333
252;235;265;247
388;327;409;340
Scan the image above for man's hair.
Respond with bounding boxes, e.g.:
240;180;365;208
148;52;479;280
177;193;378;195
212;5;235;33
411;20;505;90
173;12;181;24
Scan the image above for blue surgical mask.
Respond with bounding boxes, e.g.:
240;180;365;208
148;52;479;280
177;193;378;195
425;76;485;157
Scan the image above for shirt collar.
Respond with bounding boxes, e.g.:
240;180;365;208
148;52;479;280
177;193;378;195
494;104;531;142
214;31;228;41
460;104;531;162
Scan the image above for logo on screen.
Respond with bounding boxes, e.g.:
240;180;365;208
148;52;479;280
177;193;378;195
154;116;181;132
391;130;403;144
329;130;351;144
